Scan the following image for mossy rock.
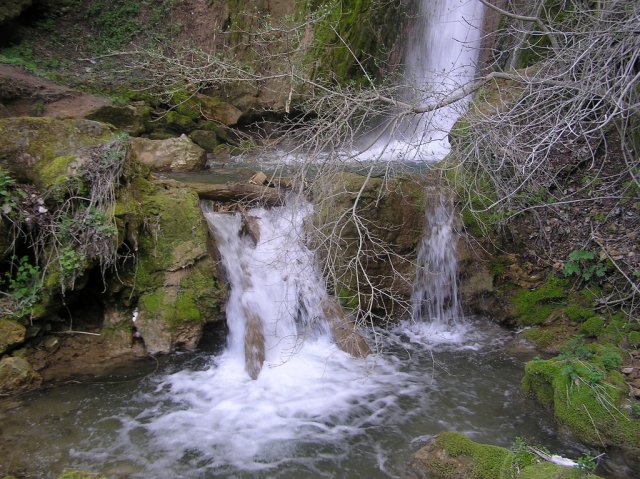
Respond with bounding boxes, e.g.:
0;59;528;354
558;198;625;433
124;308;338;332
580;317;604;337
57;470;106;479
409;432;599;479
0;318;26;354
189;129;219;152
522;357;640;448
0;356;42;395
85;104;151;136
311;171;425;314
119;183;224;354
511;275;568;325
0;117;115;191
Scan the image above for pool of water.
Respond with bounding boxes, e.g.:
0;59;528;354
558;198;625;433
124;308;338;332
0;318;602;479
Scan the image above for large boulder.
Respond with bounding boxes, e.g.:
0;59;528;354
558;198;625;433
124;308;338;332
114;182;224;354
129;135;206;171
0;356;42;395
0;319;26;354
196;94;242;126
0;117;115;191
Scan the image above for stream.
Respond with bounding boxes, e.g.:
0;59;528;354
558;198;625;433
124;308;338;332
0;319;582;478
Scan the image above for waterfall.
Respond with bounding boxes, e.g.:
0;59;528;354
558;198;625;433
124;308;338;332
404;200;471;345
362;0;484;161
202;197;368;380
411;203;460;324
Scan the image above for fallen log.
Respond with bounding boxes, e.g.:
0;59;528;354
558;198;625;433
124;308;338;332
154;178;285;206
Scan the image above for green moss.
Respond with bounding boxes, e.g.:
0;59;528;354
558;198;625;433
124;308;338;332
523;357;640;448
629;331;640;348
580;317;604;337
565;304;595;323
512;275;568;325
519;462;598;479
308;0;405;84
522;327;560;349
165;111;195;132
420;433;600;479
57;469;106;479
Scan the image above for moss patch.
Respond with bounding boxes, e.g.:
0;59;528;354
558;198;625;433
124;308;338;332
523;355;640;448
511;275;568;325
411;432;600;479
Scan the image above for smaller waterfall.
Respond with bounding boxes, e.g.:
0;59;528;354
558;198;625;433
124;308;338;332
409;201;466;343
202;197;368;379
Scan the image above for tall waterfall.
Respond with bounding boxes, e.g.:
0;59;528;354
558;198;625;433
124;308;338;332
363;0;484;161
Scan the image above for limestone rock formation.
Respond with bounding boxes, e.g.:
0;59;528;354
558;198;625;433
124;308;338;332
129;135;206;171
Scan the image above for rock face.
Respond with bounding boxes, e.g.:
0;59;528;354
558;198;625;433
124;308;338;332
312;172;426;317
85;104;151;136
0;356;42;395
0;319;26;354
115;182;225;354
129;135;206;171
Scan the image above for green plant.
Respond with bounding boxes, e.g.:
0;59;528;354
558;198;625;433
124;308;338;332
0;168;18;215
563;249;606;282
576;452;597;472
3;256;42;318
629;331;640;348
631;402;640;418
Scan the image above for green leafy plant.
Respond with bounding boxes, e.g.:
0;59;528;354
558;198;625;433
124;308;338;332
563;249;606;281
3;256;42;318
576;452;597;472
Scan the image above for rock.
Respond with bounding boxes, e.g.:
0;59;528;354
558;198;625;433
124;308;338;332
312;172;426;316
0;356;42;395
189;129;219;152
409;432;603;479
85;104;151;136
243;309;265;380
42;336;60;351
129;135;206;171
0;319;26;354
122;185;225;354
196;94;242;126
322;298;370;358
0;117;115;190
249;171;268;185
240;214;261;245
57;469;107;479
622;367;634;375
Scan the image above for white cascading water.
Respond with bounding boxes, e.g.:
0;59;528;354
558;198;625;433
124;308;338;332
361;0;484;161
405;201;472;344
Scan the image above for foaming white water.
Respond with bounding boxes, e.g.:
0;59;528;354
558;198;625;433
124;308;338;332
138;341;408;473
202;198;334;372
359;0;485;162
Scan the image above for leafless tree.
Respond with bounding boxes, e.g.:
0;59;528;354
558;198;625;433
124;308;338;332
101;0;639;322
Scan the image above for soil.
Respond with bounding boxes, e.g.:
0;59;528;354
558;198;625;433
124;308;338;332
0;64;110;119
